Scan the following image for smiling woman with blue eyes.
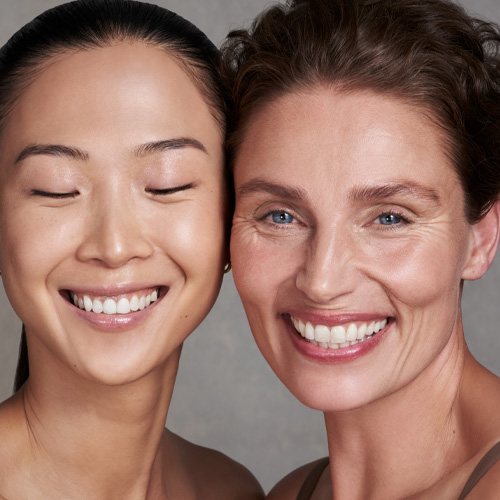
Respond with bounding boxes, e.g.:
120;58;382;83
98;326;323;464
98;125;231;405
0;1;264;499
222;0;500;498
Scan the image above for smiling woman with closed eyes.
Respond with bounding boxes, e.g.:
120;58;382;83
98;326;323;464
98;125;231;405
0;1;264;499
222;0;500;498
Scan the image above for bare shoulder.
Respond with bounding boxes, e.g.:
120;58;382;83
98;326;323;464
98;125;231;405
267;458;329;500
463;451;500;500
166;430;264;499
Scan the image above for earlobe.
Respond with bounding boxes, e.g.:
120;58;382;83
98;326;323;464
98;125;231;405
461;201;500;281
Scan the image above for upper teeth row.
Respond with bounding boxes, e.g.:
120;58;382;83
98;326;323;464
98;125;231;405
71;290;159;315
291;316;387;348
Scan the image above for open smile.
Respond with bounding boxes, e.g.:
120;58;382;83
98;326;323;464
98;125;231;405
64;286;166;315
288;314;390;349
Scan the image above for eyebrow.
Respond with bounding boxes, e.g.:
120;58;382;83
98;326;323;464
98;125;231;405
15;144;89;164
237;178;308;201
14;137;208;165
348;182;441;204
134;138;208;157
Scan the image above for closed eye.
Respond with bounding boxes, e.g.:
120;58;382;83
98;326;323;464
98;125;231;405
146;183;195;196
31;190;78;199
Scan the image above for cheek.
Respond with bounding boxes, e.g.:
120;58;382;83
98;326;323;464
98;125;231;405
230;222;302;313
361;229;467;310
159;194;227;280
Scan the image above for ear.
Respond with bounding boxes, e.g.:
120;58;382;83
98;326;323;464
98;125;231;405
461;200;500;281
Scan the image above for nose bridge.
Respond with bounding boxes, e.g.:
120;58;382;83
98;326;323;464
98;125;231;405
296;222;354;303
76;183;153;267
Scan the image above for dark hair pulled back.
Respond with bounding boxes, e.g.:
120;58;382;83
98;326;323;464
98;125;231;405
222;0;500;224
2;0;228;392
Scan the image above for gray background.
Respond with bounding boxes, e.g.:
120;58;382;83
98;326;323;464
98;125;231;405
0;0;499;493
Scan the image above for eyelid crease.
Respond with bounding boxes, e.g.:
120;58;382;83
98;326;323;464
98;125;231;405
31;189;78;199
146;182;196;195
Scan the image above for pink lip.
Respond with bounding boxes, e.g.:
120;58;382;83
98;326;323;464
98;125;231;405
284;314;390;363
62;286;165;332
65;283;161;296
286;309;388;327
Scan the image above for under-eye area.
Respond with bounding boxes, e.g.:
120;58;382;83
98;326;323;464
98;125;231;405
287;314;391;349
61;286;167;315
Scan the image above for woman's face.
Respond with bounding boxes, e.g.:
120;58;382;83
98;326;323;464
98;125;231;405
0;43;227;385
231;87;484;411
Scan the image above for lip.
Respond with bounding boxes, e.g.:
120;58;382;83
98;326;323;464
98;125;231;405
283;312;391;362
60;284;167;332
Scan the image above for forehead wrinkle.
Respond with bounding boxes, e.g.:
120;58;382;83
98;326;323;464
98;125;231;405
15;144;89;164
237;178;308;202
135;138;207;158
348;182;441;205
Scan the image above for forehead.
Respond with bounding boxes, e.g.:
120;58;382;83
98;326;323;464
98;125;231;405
0;42;222;160
235;86;459;193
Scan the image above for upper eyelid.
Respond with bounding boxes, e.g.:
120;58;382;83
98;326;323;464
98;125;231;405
31;189;78;198
146;183;195;195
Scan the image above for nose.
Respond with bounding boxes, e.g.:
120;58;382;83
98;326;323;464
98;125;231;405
295;224;356;303
76;191;154;268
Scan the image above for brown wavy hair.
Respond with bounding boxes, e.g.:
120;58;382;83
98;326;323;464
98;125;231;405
221;0;500;223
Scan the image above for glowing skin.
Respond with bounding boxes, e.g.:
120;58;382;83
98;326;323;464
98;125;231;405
0;43;227;386
231;87;488;412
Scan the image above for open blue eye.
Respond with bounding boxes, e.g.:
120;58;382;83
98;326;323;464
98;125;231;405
378;213;402;225
271;211;295;224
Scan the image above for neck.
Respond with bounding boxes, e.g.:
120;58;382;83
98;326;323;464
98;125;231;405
16;346;182;499
323;320;471;500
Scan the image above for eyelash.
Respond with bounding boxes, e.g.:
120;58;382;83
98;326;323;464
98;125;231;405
260;209;300;226
146;183;195;195
31;190;78;199
374;210;412;228
31;183;195;199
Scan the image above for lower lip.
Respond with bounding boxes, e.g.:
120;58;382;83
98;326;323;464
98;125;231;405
69;298;161;332
285;315;389;363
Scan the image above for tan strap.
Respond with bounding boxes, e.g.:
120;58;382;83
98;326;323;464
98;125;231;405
457;441;500;500
296;457;330;500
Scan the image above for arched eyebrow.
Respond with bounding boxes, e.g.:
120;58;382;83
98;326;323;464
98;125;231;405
15;144;89;164
348;182;441;205
237;178;308;201
134;138;207;157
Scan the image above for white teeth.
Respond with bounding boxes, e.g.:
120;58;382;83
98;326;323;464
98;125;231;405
331;325;346;344
316;325;330;343
92;299;103;314
84;296;93;312
130;296;140;312
117;298;130;314
346;323;357;341
305;322;315;340
291;315;389;349
71;289;160;315
103;299;117;315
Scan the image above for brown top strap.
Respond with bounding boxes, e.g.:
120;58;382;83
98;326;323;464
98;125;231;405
296;457;330;500
457;441;500;500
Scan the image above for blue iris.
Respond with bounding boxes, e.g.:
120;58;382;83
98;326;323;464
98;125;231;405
271;211;294;224
378;213;401;225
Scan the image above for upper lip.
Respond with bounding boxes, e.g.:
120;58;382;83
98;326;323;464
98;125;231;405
284;310;391;326
62;283;163;296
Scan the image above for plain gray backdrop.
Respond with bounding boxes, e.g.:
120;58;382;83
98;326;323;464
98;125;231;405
0;0;499;493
